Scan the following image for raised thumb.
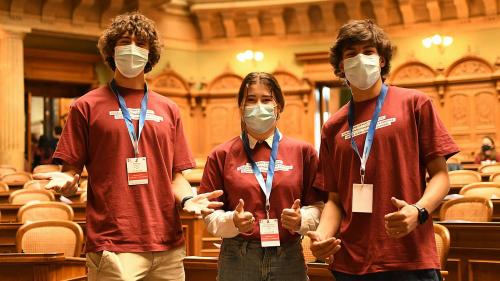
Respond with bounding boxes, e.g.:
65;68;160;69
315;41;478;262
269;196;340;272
391;197;407;209
291;199;301;211
235;198;244;213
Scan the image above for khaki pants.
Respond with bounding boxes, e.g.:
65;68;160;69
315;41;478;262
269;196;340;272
86;246;186;281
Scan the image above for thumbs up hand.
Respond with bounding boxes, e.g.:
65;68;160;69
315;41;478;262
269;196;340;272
232;199;255;234
281;199;302;232
384;197;419;238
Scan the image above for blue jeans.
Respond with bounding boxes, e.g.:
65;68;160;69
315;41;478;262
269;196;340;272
333;269;442;281
217;237;308;281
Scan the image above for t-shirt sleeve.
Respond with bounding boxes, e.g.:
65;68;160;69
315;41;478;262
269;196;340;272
318;126;338;193
172;107;195;173
52;103;88;170
416;97;460;163
199;153;225;209
301;145;328;205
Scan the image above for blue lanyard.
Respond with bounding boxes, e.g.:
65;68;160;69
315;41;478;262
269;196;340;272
347;84;388;183
109;79;149;157
242;128;280;219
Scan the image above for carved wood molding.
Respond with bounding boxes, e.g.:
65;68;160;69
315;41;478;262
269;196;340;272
272;69;312;113
198;71;243;116
147;67;196;115
390;56;499;105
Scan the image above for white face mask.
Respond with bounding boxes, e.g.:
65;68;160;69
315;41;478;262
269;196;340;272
343;54;381;90
114;44;149;78
243;103;277;134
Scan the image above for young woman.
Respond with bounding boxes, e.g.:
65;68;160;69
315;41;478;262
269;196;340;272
475;136;499;164
199;72;327;281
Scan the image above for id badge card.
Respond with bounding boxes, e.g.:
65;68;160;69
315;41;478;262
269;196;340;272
126;157;148;185
352;183;373;213
259;219;280;247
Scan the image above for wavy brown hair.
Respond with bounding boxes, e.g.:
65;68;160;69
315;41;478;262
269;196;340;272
97;12;161;73
330;19;394;80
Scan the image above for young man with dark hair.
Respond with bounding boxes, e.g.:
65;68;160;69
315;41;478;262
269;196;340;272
307;19;459;281
35;12;222;281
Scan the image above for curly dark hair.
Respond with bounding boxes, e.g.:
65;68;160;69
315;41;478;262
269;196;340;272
97;12;161;73
330;19;394;80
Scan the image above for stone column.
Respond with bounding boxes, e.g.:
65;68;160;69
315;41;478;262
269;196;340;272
0;25;30;171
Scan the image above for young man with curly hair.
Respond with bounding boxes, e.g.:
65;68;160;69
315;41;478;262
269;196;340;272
35;12;222;281
307;20;459;281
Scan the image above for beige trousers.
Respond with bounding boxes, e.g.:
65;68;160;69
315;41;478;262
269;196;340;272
86;246;186;281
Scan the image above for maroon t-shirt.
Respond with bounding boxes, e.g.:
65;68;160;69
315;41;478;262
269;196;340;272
199;135;327;243
319;86;459;274
54;85;195;252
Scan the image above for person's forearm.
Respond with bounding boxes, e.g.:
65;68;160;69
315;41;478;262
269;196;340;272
316;192;343;238
172;172;195;203
416;157;450;213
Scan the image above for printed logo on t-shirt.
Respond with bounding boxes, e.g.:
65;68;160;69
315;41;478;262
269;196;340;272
109;108;164;122
237;160;293;174
341;115;396;140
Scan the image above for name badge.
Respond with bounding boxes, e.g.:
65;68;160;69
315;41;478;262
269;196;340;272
126;157;148;185
259;219;280;247
352;183;373;213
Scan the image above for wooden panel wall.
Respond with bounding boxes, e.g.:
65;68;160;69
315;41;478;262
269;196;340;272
388;56;500;162
149;69;315;158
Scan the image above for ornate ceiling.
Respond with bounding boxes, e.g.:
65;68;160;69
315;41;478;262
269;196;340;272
0;0;498;43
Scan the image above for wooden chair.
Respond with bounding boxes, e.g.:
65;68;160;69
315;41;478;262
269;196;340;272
33;164;62;174
0;166;16;178
79;179;88;190
2;172;33;187
440;197;493;222
17;201;74;223
79;191;87;203
479;163;500;174
8;189;55;204
0;181;9;191
301;235;316;263
16;220;84;257
23;179;49;190
490;173;500;183
459;182;500;199
433;224;450;270
448;170;481;189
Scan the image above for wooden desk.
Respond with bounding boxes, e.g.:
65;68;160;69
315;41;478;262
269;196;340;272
184;256;332;281
437;222;500;281
0;202;87;222
0;253;86;281
432;199;500;221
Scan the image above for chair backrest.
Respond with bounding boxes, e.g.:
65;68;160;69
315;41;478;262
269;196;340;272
23;180;50;190
448;170;481;186
16;220;84;257
440;196;493;222
301;235;316;263
2;172;33;187
33;164;62;174
479;163;500;174
79;179;88;190
79;191;87;203
490;173;500;183
9;189;55;204
0;166;16;178
433;224;450;270
0;181;9;192
17;201;74;223
459;182;500;199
